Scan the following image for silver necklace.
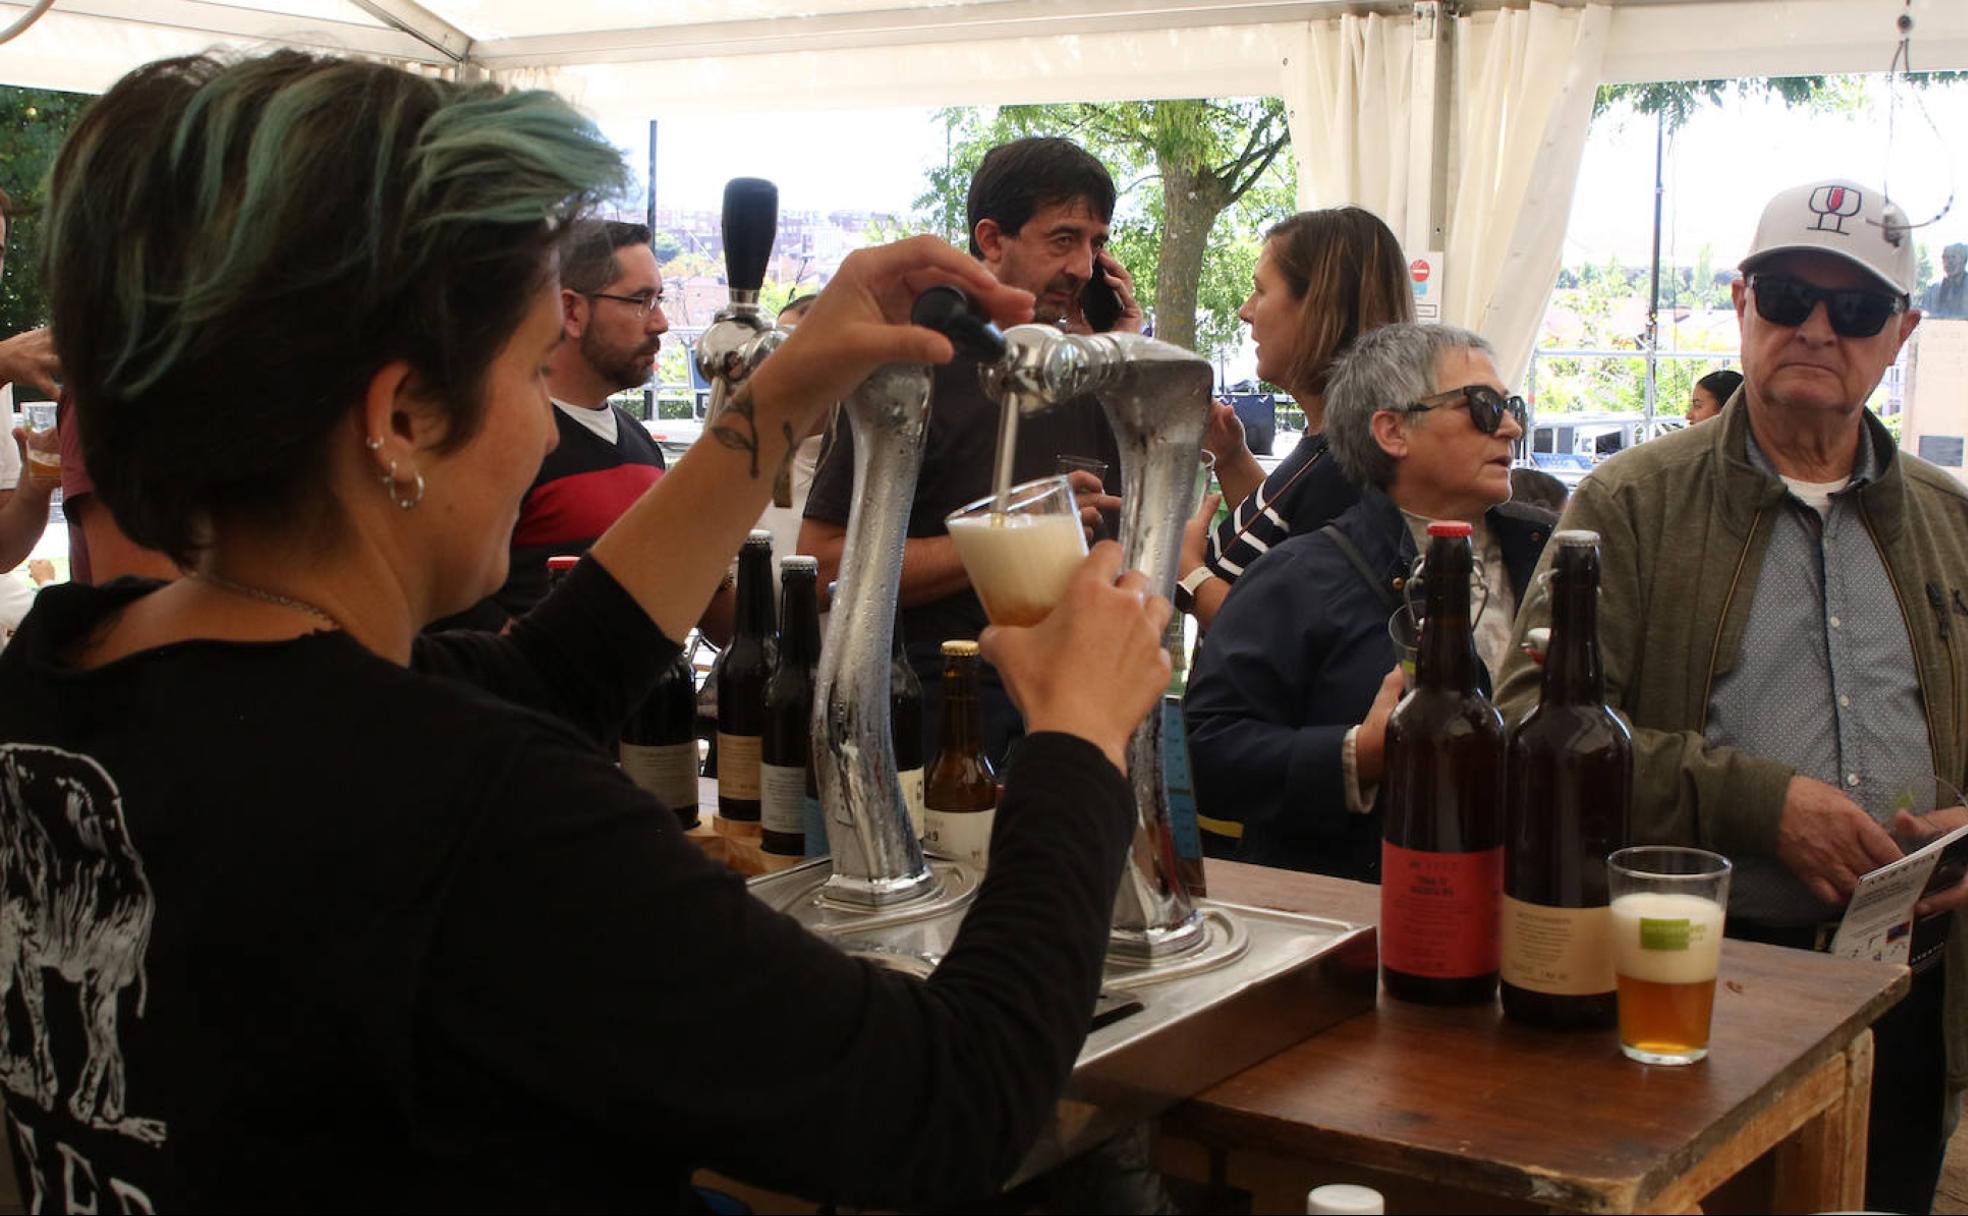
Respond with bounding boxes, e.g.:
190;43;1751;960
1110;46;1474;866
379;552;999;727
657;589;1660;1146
192;572;341;632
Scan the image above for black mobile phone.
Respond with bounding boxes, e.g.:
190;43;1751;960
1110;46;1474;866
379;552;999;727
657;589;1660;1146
1081;254;1124;333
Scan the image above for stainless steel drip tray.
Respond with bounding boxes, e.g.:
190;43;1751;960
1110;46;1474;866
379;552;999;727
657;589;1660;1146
1013;899;1377;1182
746;866;1378;1183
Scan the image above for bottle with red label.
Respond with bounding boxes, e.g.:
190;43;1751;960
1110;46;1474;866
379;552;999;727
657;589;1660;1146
1501;530;1630;1028
1380;519;1506;1005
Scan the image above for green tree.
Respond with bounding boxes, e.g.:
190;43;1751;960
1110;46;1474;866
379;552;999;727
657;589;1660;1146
914;100;1293;357
0;85;91;336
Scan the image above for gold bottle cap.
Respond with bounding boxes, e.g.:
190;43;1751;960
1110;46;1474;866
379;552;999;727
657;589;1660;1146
942;639;981;657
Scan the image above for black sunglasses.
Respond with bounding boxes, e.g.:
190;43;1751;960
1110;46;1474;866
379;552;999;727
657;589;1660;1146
1749;273;1904;339
1407;384;1527;435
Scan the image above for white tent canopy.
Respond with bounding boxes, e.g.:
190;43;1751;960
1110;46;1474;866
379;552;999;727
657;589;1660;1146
3;1;1964;107
0;0;1961;377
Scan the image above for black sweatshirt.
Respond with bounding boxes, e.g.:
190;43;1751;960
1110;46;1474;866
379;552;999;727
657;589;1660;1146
0;559;1134;1212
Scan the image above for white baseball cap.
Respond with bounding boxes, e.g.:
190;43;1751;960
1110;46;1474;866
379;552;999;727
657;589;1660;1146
1740;179;1915;298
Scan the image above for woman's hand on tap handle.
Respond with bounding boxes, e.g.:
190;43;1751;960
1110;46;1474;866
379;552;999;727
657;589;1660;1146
753;236;1034;435
980;542;1171;775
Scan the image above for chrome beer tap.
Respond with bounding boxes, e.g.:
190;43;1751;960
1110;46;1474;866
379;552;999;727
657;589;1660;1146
810;292;1007;909
696;178;789;495
810;362;940;907
981;323;1215;961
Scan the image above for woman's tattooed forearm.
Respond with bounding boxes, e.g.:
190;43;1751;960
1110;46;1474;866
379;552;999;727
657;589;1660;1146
708;381;764;479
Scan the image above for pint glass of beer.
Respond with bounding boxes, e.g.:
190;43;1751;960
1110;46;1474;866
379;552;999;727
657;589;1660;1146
946;476;1088;627
1607;847;1731;1065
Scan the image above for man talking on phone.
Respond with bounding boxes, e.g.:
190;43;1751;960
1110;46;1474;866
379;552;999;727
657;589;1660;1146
801;137;1140;767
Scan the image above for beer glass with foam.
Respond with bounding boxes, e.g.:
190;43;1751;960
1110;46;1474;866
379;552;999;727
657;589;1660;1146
1607;847;1731;1065
945;475;1088;627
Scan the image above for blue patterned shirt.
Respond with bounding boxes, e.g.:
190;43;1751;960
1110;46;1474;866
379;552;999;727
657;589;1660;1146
1707;422;1935;925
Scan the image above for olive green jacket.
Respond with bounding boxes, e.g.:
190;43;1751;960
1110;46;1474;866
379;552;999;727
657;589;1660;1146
1496;395;1968;1083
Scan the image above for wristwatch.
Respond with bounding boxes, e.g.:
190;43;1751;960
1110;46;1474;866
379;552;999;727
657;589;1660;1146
1178;566;1216;598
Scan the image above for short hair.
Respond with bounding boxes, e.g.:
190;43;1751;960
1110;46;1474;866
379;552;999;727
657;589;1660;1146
1946;243;1968;257
561;220;651;296
1696;368;1743;407
1325;322;1495;490
1510;467;1569;513
45;51;623;565
1263;207;1415;398
966;137;1115;258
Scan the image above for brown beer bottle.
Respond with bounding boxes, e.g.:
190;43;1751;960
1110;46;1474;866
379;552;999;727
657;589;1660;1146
1380;520;1506;1005
891;622;926;837
1502;531;1631;1028
620;649;702;832
760;556;821;857
923;640;998;865
716;530;777;824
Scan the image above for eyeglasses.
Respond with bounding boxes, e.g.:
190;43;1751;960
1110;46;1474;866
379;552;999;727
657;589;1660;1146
587;291;665;319
1749;273;1904;339
1407;385;1527;435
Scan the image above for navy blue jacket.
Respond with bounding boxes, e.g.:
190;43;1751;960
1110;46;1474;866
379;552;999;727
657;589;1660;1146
1184;487;1554;879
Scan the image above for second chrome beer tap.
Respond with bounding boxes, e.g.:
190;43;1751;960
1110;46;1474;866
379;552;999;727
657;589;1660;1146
696;178;792;499
978;321;1215;961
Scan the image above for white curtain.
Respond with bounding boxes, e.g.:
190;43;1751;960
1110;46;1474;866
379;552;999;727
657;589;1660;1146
1283;13;1412;231
1444;3;1611;385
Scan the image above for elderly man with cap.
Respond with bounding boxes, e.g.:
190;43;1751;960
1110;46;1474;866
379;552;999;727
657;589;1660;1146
1496;179;1968;1215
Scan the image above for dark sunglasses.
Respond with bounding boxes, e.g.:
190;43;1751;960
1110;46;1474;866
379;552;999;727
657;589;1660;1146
1749;273;1904;339
1407;384;1527;435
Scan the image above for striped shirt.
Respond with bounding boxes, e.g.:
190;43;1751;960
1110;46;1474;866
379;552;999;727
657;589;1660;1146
1196;432;1361;591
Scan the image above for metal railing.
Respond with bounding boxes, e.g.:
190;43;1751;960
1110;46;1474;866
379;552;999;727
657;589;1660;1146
1524;347;1739;437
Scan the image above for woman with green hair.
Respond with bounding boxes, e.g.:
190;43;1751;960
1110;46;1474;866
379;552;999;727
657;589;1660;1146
0;51;1173;1210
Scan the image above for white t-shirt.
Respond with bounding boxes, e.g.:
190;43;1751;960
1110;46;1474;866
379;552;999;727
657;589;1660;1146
552;397;618;445
1780;474;1849;518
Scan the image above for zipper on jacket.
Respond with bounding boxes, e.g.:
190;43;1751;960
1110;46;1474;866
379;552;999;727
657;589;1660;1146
1928;582;1953;642
1860;503;1950;779
1699;508;1765;734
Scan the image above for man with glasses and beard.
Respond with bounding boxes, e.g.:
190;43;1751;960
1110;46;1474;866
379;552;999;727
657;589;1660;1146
438;220;729;636
1495;178;1968;1216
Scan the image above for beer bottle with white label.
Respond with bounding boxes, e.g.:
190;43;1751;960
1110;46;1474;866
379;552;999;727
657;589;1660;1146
923;640;997;865
1380;520;1506;1005
1502;530;1630;1028
716;530;776;824
761;556;821;857
891;621;926;837
620;648;702;831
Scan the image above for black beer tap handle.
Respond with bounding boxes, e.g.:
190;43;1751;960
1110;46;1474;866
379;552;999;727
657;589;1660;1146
911;285;1007;363
721;177;778;295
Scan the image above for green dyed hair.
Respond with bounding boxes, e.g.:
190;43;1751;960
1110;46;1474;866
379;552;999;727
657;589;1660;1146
44;51;627;563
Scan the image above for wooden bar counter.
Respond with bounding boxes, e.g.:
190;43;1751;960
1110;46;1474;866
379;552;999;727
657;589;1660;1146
1161;861;1911;1214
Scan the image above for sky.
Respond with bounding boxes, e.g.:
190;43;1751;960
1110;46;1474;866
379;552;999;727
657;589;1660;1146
1570;75;1967;272
597;107;946;218
598;73;1968;276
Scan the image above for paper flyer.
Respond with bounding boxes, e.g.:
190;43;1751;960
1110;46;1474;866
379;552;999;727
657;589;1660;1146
1829;821;1968;965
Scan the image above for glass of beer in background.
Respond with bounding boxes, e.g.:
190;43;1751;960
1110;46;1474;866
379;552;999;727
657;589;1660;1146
1607;846;1731;1064
946;475;1087;627
21;402;59;475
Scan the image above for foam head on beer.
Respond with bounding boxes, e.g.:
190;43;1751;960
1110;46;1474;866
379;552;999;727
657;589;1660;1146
945;475;1087;628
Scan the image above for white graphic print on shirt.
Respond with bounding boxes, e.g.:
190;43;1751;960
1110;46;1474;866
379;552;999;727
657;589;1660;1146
0;745;164;1147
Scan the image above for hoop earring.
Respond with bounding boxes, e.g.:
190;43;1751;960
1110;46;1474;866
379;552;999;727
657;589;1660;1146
380;459;425;511
364;435;384;452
